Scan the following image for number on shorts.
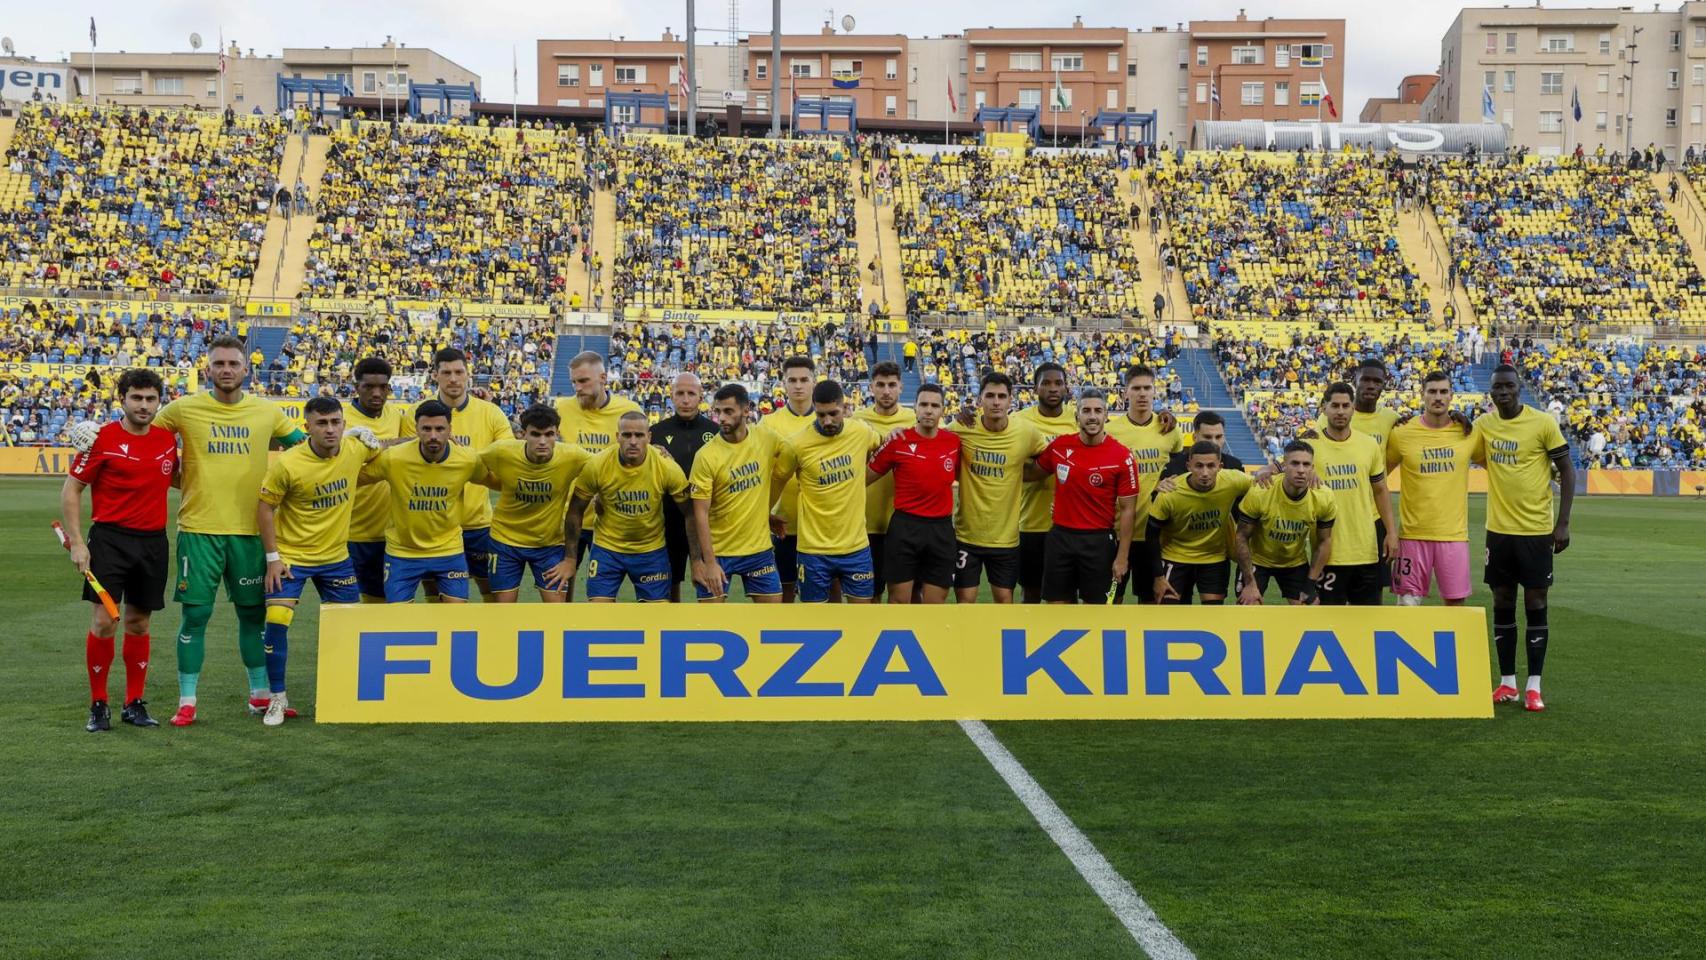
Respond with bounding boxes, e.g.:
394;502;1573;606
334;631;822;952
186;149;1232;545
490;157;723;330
1397;557;1412;577
587;559;599;578
797;563;806;584
1319;572;1337;591
1162;562;1175;580
956;550;969;570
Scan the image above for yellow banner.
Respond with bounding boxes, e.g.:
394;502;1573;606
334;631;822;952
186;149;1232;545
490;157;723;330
986;132;1030;158
244;299;294;317
0;295;231;320
627;307;844;326
304;297;554;319
1209;321;1456;346
0;360;197;392
315;604;1491;723
0;447;81;475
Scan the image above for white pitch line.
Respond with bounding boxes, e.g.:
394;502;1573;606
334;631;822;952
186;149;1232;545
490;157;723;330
959;719;1197;960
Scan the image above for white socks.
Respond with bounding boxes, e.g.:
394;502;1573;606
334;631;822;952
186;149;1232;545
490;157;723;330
1396;594;1423;607
1499;675;1517;689
179;695;197;707
1526;676;1542;693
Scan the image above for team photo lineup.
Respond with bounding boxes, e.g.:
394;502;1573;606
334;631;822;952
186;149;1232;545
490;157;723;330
5;4;1706;956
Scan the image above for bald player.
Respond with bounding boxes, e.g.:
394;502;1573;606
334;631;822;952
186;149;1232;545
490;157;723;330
554;351;643;600
651;373;717;602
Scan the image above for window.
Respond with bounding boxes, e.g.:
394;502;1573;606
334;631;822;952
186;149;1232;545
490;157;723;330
362;72;378;94
1669;69;1682;90
1697;25;1706;46
1616;113;1623;132
974;90;987;110
1598;71;1610;93
755;94;768;111
1275;81;1290;106
1108;52;1120;72
1543;34;1574;53
1231;46;1262;65
1127;61;1137;77
790;60;818;78
1502;107;1513;128
112;76;142;95
232;82;243;102
1050;53;1083;72
588;64;603;87
614;65;646;84
886;58;897;80
153;76;184;95
1485;32;1497;54
613;103;636;124
385;71;408;95
1010;52;1042;71
1541;72;1563;95
975;51;986;73
1296;42;1327;64
830;58;863;76
1484;70;1496;90
907;99;918;119
1599;33;1612;55
1273;45;1290;70
206;78;218;98
959;57;967;76
556;99;581;107
1018;88;1041;109
1695;65;1705;86
1694;104;1703;124
1667;107;1679;127
1503;70;1515;93
1538;110;1563;133
1505;32;1517;53
1670;31;1683;52
1106;88;1117;109
1195;81;1208;104
755;59;767;80
1196;46;1208;66
884;95;896;116
1178;85;1188;107
1241;81;1263;105
1595;110;1608;130
910;65;918;84
1178;47;1190;68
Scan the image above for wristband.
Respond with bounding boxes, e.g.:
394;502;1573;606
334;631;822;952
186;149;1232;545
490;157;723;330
265;551;282;563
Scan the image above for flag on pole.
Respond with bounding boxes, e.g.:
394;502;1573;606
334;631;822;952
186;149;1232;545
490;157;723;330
1052;70;1068;111
89;17;97;47
1482;84;1495;122
1571;86;1582;122
1210;82;1221;109
1319;73;1338;119
679;59;690;103
945;63;957;114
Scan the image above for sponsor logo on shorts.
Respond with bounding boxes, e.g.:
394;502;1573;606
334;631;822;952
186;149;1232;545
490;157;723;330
441;570;469;581
331;575;359;587
638;571;670;584
238;576;264;586
753;563;777;577
847;570;873;582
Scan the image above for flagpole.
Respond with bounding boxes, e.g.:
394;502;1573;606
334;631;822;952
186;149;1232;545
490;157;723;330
218;29;225;115
89;18;97;108
1317;70;1323;123
512;45;519;128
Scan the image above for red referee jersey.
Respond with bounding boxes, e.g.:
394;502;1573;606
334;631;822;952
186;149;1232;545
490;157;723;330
1037;433;1139;531
869;427;961;519
68;421;177;531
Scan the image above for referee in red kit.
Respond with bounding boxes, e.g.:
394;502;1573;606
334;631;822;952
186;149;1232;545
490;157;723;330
1026;388;1139;604
60;369;178;732
866;383;961;603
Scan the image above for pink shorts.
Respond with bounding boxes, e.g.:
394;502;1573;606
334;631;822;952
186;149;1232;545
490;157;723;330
1394;539;1471;601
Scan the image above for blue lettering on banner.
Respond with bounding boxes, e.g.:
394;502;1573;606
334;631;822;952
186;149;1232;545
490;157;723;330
450;630;544;700
1375;630;1459;695
1276;630;1369;696
661;630;751;698
1143;630;1231;696
1002;628;1092;695
849;631;946;697
357;631;436;700
758;631;844;697
563;630;646;698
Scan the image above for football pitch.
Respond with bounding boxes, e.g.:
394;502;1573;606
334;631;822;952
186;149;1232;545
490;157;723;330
2;476;1702;959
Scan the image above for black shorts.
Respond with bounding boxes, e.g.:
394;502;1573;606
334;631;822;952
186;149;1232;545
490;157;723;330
883;512;956;589
664;517;689;584
1374;518;1393;587
869;533;886;590
1017;530;1049;597
1114;538;1162;604
1237;564;1317;603
574;530;594;566
773;534;799;585
1319;563;1383;606
83;523;169;611
1042;527;1118;603
1160;558;1231;604
1484;531;1554;590
954;541;1020;591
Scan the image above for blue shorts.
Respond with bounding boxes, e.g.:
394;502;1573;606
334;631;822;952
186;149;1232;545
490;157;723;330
463;527;495;578
266;557;360;604
348;540;386;599
490;539;566;593
696;549;783;600
799;548;875;603
384;553;470;603
585;543;671;602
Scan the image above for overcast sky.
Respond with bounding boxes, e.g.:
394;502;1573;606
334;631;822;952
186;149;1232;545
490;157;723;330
1;1;1636;111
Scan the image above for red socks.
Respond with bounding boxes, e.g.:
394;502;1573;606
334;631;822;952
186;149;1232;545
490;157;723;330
86;631;114;703
123;633;150;704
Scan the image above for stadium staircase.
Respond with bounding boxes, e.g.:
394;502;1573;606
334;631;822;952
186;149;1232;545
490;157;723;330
854;189;886;315
1654;172;1706;281
1175;346;1264;464
873;338;919;402
246;325;290;369
251;133;328;300
0;116;16;156
551;329;610;395
872;191;906;320
1393;205;1448;326
591;190;618;310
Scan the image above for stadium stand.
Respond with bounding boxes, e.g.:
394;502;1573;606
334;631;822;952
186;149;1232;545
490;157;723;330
0;105;286;297
1158;149;1430;325
305;122;588;304
1429;154;1706;330
611;138;859;314
1513;339;1706;468
0;297;238;365
893;150;1143;319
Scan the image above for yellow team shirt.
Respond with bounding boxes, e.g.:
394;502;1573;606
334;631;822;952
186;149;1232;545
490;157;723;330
1311;430;1388;565
760;403;817;534
1317;407;1400;449
852;405;917;534
948;417;1047;549
554;392;645;529
479;440;593;548
1105;412;1184;541
258;440;379;565
343;399;413;543
1387;419;1480;541
1014;404;1079;534
360;441;486;559
1474;408;1569;536
689;427;782;558
572;446;689;554
154;391;299;535
425;395;513;531
1150;470;1254;564
774;421;883;556
1235;482;1338;569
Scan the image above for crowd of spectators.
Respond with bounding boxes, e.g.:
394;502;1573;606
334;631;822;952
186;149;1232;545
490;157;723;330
1158;148;1430;325
307;122;589;304
1512;339;1705;468
894;151;1144;318
1;105;285;297
1428;153;1706;329
611;139;859;314
0;298;239;366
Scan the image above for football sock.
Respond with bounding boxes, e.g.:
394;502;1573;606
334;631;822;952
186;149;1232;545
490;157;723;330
1500;674;1517;689
177;603;212;700
1492;604;1518;677
122;633;150;703
1525;605;1549;680
264;606;294;695
235;603;268;692
1396;594;1423;607
86;631;114;704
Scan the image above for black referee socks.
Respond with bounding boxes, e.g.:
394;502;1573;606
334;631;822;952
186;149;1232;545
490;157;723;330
1525;606;1549;678
1493;605;1519;677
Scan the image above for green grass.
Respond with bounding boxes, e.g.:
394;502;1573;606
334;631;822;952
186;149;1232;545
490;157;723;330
2;478;1701;959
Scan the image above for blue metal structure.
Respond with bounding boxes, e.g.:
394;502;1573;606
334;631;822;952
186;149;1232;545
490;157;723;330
604;92;672;133
276;76;353;113
791;98;856;136
1090;109;1157;146
974;106;1041;140
408;81;479;117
